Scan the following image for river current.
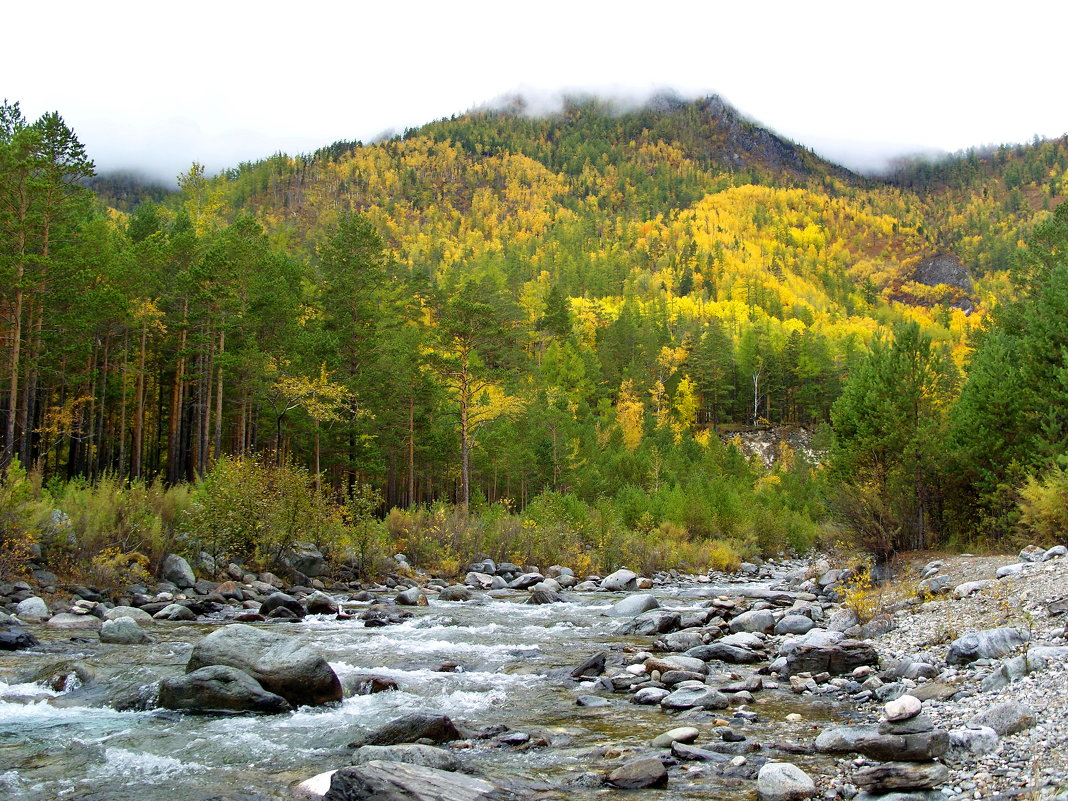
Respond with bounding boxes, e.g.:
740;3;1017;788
0;587;843;801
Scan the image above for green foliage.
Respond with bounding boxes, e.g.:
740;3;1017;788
0;459;50;578
1018;467;1068;545
182;456;339;573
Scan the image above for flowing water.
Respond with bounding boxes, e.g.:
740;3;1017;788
0;588;846;801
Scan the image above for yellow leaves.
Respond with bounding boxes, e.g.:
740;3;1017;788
616;379;645;453
130;298;166;333
275;364;352;425
468;384;526;430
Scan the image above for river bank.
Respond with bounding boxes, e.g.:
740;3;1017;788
1;547;1065;801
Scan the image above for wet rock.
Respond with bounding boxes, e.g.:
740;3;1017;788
651;725;699;747
162;553;196;588
852;762;948;792
0;621;39;650
661;685;729;710
600;569;638;592
294;769;335;800
260;592;307;619
100;616;152;644
632;687;671;705
343;675;400;696
437;585;472;602
153;603;196;621
507;573;543;590
756;762;815;801
671;741;730;762
527;588;563;604
576;695;611;707
570;651;607;678
606;594;660;617
946;725;999;758
617;610;680;636
187;623;342;707
158;664;292;714
15;596;49;621
607;755;668;789
967;700;1036;735
306;591;340;615
395;587;428;606
353;712;464;746
349;744;460;772
324;760;517;801
945;626;1029;665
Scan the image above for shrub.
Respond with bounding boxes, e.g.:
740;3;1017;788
1018;466;1068;545
0;460;49;579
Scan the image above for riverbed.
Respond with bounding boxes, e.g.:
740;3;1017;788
0;586;847;801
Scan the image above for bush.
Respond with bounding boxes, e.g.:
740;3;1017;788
0;460;50;579
1018;466;1068;545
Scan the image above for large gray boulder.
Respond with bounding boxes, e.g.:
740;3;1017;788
260;592;307;619
162;553;196;588
757;762;816;801
287;542;327;577
324;760;517;801
968;701;1036;735
15;596;50;621
99;616;151;644
47;612;102;629
186;623;342;707
606;594;660;617
730;609;776;633
815;726;947;762
600;568;638;592
616;609;680;636
103;606;153;623
158;664;292;714
782;640;878;676
946;627;1029;665
607;755;668;789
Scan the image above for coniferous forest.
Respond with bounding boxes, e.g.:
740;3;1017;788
3;94;1068;581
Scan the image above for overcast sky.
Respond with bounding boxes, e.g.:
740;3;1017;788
4;1;1065;183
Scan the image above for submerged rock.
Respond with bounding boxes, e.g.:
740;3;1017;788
607;755;668;789
349;744;461;772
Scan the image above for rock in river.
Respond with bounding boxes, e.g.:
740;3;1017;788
600;568;638;592
324;760;519;801
353;712;464;746
607;755;668;789
349;744;460;772
158;664;292;714
0;621;39;650
99;616;151;644
607;593;660;617
186;623;342;707
757;762;816;801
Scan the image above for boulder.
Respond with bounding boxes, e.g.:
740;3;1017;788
527;588;563;604
47;612;102;629
730;609;776;633
0;621;39;650
153;603;196;621
853;762;948;792
260;592;307;619
995;563;1026;578
324;761;515;801
600;568;638;592
437;585;473;602
661;685;729;710
158;664;292;714
945;627;1029;665
287;543;327;577
506;573;544;590
607;755;668;789
1043;545;1067;560
774;615;815;636
343;675;400;696
633;687;671;705
655;629;705;652
354;712;463;746
570;651;607;678
616;609;680;636
968;701;1036;735
99;616;152;644
952;580;994;599
651;726;700;747
815;726;948;761
946;726;999;759
465;572;496;590
15;596;49;621
782;640;878;676
186;623;342;706
349;744;460;772
686;642;762;663
1018;545;1046;563
917;575;952;596
757;762;816;801
306;591;340;615
162;553;196;588
103;606;153;623
606;594;660;617
395;587;429;606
